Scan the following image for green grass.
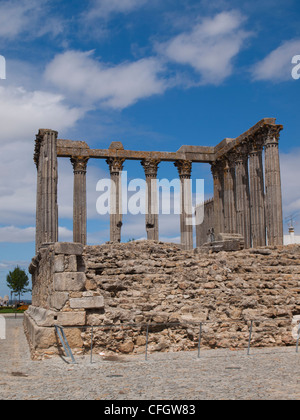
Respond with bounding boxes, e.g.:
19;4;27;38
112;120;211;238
0;308;25;314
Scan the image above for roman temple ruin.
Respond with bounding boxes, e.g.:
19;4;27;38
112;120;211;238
24;118;299;360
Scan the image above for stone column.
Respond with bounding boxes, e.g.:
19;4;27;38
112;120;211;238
106;157;125;242
141;159;160;241
235;144;251;248
248;136;266;247
211;160;224;235
223;156;237;234
71;156;89;245
174;160;193;250
264;126;283;245
34;129;59;253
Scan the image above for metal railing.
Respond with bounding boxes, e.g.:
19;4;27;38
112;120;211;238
54;317;300;365
55;325;76;364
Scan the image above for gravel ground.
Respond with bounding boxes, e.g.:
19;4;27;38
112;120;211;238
0;317;299;400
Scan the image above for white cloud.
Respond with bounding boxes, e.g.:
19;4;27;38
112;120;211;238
0;86;84;142
43;12;253;109
0;83;85;226
0;225;73;243
0;0;61;39
0;0;39;38
252;39;300;82
157;11;251;85
0;77;105;231
85;0;148;19
58;226;74;242
0;226;35;243
44;50;167;109
159;236;180;244
0;260;30;272
280;149;300;219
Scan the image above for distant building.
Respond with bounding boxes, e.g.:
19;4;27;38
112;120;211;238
284;227;300;245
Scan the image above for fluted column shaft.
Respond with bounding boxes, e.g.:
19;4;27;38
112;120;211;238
71;156;89;245
264;128;283;245
223;158;236;234
34;129;58;252
211;161;224;235
249;140;266;247
235;147;251;248
107;158;125;242
141;159;160;241
174;160;193;250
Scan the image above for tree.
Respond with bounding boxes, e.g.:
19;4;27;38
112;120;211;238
6;267;31;304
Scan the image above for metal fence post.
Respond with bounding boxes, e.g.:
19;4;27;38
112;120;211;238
145;323;150;361
55;325;76;364
198;322;202;359
247;320;253;356
90;327;94;364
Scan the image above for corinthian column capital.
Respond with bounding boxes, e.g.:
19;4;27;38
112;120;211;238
222;157;231;173
141;159;160;178
71;156;89;174
211;160;223;178
174;160;192;179
106;157;125;174
234;143;249;164
263;124;283;148
34;129;58;169
248;134;264;155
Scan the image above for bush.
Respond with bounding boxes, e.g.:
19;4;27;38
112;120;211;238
17;305;29;311
0;306;28;313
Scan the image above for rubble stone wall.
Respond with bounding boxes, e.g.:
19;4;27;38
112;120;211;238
24;241;300;359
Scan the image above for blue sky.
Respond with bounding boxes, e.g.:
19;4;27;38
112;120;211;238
0;0;300;298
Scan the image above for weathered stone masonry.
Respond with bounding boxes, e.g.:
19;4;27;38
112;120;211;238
25;241;300;359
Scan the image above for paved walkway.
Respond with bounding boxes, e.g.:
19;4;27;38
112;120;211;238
0;318;299;400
